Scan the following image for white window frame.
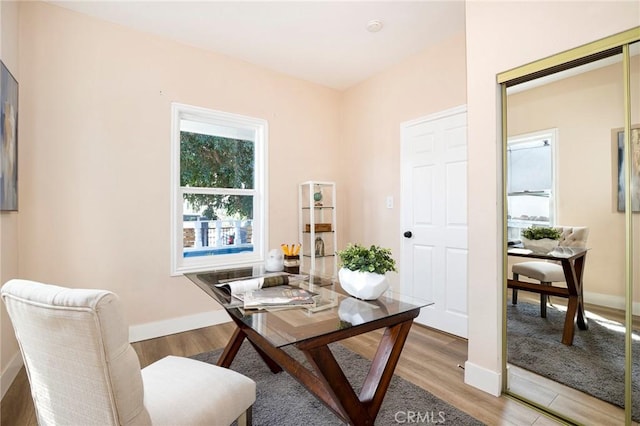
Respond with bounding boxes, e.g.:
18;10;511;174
170;103;268;275
507;128;558;238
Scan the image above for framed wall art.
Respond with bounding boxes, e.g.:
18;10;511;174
616;125;640;212
1;60;18;211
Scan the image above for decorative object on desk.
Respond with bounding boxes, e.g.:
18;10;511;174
1;60;19;211
337;243;397;300
215;274;289;298
314;237;325;256
520;225;561;253
280;243;301;273
192;342;483;426
283;255;300;274
242;285;317;310
265;249;284;272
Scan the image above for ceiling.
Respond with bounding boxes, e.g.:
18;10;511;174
49;1;466;90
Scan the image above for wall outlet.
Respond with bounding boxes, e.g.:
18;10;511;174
386;196;394;209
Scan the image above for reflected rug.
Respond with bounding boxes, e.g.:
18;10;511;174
507;301;640;420
191;342;483;425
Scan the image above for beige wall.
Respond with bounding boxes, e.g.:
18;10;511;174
340;32;468;288
465;1;639;394
15;2;342;331
0;0;21;396
508;58;640;307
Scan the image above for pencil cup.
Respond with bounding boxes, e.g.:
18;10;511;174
284;255;300;274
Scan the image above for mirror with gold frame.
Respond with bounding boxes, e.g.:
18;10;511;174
499;28;639;425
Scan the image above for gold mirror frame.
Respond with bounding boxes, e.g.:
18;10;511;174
498;27;640;425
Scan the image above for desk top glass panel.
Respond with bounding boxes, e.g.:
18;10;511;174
507;246;588;260
186;266;430;348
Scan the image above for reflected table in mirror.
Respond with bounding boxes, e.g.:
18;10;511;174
507;247;589;345
186;267;431;426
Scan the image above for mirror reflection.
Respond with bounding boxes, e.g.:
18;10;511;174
505;49;639;424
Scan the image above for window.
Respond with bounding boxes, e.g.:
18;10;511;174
171;103;268;275
507;129;557;241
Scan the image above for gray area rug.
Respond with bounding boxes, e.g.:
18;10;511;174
192;342;483;425
507;301;640;420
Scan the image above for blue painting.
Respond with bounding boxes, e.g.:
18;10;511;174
1;61;18;211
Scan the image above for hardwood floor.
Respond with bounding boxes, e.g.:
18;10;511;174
2;320;562;426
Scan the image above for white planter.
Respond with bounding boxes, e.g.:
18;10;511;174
338;268;389;300
521;237;559;254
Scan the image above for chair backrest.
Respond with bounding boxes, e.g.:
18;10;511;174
1;279;151;426
554;226;589;247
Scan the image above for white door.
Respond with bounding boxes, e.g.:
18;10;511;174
400;106;468;338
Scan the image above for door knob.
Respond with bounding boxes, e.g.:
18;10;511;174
403;231;412;238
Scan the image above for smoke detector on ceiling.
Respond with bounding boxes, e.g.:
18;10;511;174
366;20;383;33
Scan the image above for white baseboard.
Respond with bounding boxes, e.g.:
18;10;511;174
1;350;24;400
128;310;231;343
464;361;502;397
584;291;640;315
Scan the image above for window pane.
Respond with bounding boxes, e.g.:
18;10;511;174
180;131;255;189
182;194;254;258
508;142;551;193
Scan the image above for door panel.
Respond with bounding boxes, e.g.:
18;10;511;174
401;107;468;338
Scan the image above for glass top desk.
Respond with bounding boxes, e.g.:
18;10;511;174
507;247;589;345
186;266;430;426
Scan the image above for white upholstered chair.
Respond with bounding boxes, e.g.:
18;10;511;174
511;226;589;317
1;279;255;426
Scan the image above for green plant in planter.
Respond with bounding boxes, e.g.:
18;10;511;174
521;226;562;240
337;243;397;274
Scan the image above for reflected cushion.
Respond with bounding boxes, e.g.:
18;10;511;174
512;261;565;282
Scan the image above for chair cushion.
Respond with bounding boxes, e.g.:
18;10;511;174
512;261;565;282
142;355;256;426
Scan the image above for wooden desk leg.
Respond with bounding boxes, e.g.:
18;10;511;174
305;345;373;425
359;320;413;419
217;326;246;367
303;320;414;425
562;296;578;345
560;254;589;345
574;254;588;330
219;319;283;373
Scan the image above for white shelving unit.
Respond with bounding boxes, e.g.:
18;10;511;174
298;181;337;277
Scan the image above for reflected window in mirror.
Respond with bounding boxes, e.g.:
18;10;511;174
507;129;557;242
